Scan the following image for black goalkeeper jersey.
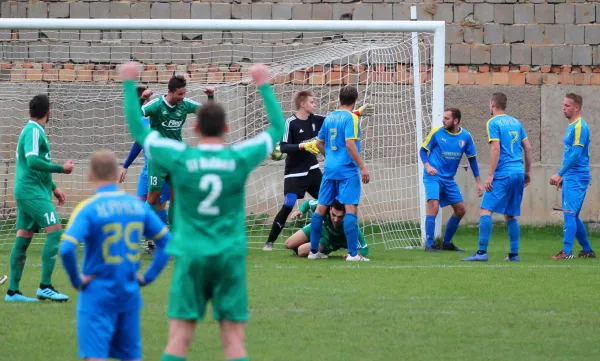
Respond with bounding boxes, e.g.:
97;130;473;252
279;113;325;178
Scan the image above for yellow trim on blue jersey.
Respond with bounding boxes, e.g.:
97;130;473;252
573;117;584;147
467;154;477;158
61;235;79;245
422;126;442;150
66;195;98;229
446;127;463;136
486;117;499;143
152;226;169;241
345;112;361;140
522;137;528;141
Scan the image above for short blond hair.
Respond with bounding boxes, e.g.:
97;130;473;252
90;150;118;181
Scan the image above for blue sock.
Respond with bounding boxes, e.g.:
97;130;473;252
507;218;520;254
156;209;168;225
563;212;577;254
343;212;359;257
478;215;492;253
425;215;436;247
575;217;593;252
443;216;461;245
309;213;323;254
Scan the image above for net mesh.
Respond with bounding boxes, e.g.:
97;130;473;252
0;29;435;251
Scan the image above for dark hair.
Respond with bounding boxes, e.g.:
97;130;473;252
565;93;583;108
168;75;187;92
29;94;50;119
491;92;507;110
137;86;147;107
339;86;359;106
445;108;461;123
294;90;313;110
331;199;345;213
197;102;226;137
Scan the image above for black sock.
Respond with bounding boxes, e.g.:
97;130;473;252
476;250;487;255
292;248;299;255
508;253;518;258
267;206;293;243
40;283;51;289
7;290;17;296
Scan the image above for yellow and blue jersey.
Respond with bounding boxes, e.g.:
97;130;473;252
422;126;477;178
318;109;361;180
486;114;528;178
562;117;590;179
61;184;168;312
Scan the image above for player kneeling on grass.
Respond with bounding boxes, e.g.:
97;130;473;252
59;150;171;361
285;199;368;258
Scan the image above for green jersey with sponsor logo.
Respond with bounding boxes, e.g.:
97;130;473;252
14;121;62;200
142;96;199;141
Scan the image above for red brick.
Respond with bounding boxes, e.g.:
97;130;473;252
581;66;592;73
25;69;43;81
58;69;75;82
141;70;157;82
190;71;207;83
458;72;475;85
510;65;520;72
561;65;572;73
593;67;600;73
542;73;559;85
93;70;109;82
63;63;75;70
359;71;373;85
326;71;344;85
83;63;95;70
76;70;93;82
206;72;224;83
42;69;58;82
475;72;491;84
229;64;241;72
42;63;53;70
273;73;289;84
374;71;395;84
444;72;458;85
158;71;172;83
95;64;110;71
572;66;581;73
224;72;242;82
309;72;326;85
353;64;366;73
208;64;219;72
145;64;157;71
508;72;525;85
10;69;25;82
396;65;407;72
291;71;307;85
551;66;561;73
479;65;490;73
559;72;574;85
520;65;531;73
1;63;12;69
591;73;600;85
540;66;551;73
166;64;177;71
23;62;34;69
458;65;470;72
573;73;591;85
108;70;120;82
490;66;501;72
344;72;359;85
499;65;510;72
491;72;509;84
526;72;542;85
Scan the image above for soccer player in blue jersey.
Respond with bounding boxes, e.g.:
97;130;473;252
59;150;171;361
463;93;533;262
549;93;595;260
420;108;483;252
308;85;370;262
119;86;170;253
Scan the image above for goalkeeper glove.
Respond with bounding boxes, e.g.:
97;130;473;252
300;140;320;155
354;104;375;117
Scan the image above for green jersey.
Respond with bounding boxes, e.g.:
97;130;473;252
299;199;368;252
123;80;285;257
141;95;199;141
14;121;63;201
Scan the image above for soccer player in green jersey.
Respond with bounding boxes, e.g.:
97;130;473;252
120;61;285;361
141;75;214;228
6;94;74;303
284;199;369;258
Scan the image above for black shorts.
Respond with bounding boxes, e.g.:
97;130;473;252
283;168;322;199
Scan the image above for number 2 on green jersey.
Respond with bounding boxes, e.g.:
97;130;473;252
198;174;222;216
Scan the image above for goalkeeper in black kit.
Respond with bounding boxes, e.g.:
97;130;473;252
263;90;374;251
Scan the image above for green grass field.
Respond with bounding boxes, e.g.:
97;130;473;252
1;225;600;361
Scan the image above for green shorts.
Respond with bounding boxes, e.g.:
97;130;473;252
147;158;170;193
16;199;60;231
167;253;248;322
300;224;342;255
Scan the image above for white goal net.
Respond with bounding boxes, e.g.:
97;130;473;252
0;20;443;251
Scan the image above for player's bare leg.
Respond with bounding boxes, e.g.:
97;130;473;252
284;229;309;255
462;208;493;262
5;229;37;302
343;204;369;262
438;202;466;252
162;319;196;361
37;223;69;302
220;321;248;360
424;199;440;252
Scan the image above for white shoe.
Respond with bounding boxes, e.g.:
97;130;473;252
307;251;328;260
263;242;274;251
345;253;370;262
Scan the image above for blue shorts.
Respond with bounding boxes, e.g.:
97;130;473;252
423;175;463;207
77;308;141;360
562;177;589;214
136;168;170;203
481;173;524;216
318;175;361;205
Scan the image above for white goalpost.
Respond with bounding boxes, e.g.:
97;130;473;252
0;18;444;251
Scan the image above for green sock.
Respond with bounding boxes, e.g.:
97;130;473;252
41;230;62;286
168;199;175;230
8;236;32;291
161;354;186;361
228;358;249;361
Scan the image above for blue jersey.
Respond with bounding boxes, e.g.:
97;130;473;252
62;184;168;312
562;117;591;179
318;109;361;180
486;114;528;178
422;126;477;178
